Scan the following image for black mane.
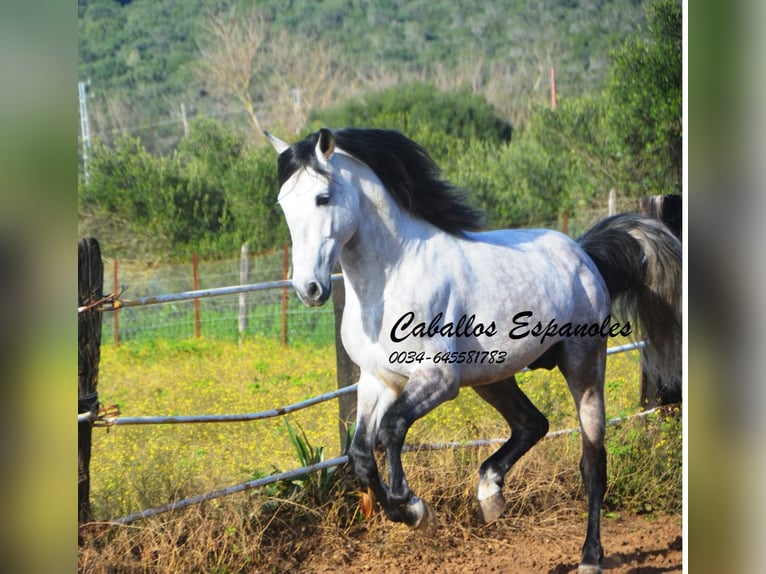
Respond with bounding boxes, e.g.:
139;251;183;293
278;128;485;235
277;131;328;187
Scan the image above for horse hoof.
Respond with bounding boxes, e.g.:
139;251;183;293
407;498;439;536
478;491;506;524
577;564;602;574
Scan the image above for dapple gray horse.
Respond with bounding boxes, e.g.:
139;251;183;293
267;127;681;573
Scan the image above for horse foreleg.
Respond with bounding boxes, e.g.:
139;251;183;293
472;376;549;523
377;367;459;531
347;372;396;515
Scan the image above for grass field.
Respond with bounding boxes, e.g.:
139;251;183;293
89;337;678;517
81;336;681;572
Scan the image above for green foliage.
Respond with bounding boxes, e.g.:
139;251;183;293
310;82;512;144
220;147;289;256
78;1;680;259
604;0;682;195
80;119;288;259
445;135;566;229
175;118;243;177
605;407;682;513
493;97;619;228
78;0;650;154
310;84;571;230
282;417;338;505
81;135;163;223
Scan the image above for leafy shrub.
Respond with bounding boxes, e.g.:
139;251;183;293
308;82;512;144
605;0;682;196
80;119;288;259
605;406;682;513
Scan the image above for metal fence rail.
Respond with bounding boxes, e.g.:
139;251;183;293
79;341;645;426
109;397;666;526
78;384;358;425
78;274;345;313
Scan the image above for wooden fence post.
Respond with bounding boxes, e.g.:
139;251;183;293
550;67;557;111
113;258;119;346
193;253;201;338
239;243;249;345
331;265;359;453
78;238;103;523
638;194;682;406
281;243;289;346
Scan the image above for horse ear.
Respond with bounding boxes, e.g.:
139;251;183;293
316;128;335;161
264;131;290;154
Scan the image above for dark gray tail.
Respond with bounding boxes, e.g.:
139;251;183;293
578;214;682;404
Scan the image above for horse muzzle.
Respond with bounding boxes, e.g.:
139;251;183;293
295;279;331;307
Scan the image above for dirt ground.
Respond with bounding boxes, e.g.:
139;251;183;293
296;512;682;574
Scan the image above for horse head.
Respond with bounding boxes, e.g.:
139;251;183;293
267;128;359;306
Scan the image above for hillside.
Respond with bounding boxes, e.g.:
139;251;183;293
78;0;650;153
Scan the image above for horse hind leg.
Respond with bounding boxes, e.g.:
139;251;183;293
473;376;549;524
559;342;607;574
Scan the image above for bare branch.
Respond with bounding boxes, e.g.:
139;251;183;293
265;30;348;134
197;7;268;134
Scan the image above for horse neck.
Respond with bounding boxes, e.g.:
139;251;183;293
337;160;430;292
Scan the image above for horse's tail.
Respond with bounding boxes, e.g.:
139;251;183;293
578;214;682;403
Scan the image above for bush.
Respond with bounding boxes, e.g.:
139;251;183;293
81;136;165;225
605;0;682;195
308;82;512;144
79;119;288;259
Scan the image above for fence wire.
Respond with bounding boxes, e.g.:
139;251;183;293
101;251;335;345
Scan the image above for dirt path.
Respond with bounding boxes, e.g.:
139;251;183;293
296;512;682;573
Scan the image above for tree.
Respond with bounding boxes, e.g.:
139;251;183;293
196;6;350;138
196;6;269;134
264;28;351;135
605;0;682;196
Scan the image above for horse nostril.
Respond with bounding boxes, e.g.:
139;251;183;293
307;282;320;299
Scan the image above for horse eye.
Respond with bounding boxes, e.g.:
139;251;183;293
316;193;330;206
